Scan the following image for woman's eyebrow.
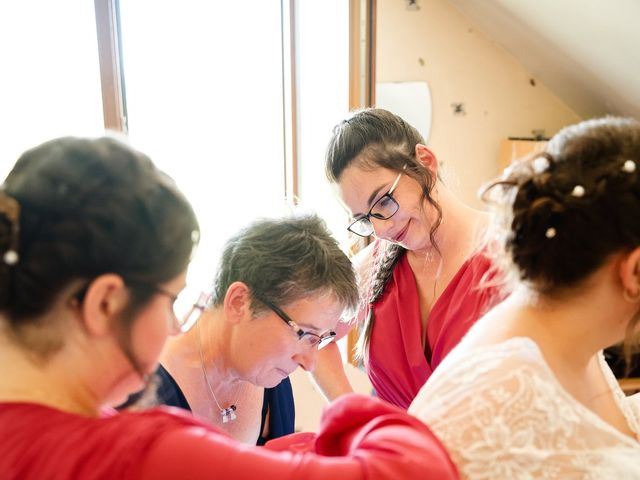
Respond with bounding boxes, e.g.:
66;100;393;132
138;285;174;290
353;183;388;217
367;184;387;206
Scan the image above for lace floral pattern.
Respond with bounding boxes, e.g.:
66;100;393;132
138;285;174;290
409;337;640;479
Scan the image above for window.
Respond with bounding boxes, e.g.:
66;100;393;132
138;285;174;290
0;1;104;178
1;1;351;308
118;0;350;307
119;0;288;297
295;0;350;248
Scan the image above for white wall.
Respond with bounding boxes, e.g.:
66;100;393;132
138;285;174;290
377;0;581;208
291;362;372;432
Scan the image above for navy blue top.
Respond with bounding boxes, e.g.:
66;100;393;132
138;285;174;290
155;365;295;446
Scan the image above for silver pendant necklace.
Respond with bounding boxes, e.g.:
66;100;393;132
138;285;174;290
197;321;239;423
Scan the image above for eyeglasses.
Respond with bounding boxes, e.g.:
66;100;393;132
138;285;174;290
126;281;191;330
177;292;210;331
72;279;188;330
259;298;336;350
150;285;182;323
347;167;405;237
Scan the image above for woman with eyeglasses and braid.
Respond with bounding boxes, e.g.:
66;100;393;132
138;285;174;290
313;108;505;409
0;136;458;479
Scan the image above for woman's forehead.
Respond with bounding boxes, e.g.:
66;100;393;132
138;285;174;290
337;165;398;211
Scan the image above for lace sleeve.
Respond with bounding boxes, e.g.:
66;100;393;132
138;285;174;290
628;392;640;425
409;338;640;480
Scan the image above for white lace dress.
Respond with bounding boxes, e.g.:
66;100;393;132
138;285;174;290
409;337;640;479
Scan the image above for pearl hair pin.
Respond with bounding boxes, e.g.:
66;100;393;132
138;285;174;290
532;157;550;174
545;227;557;239
3;250;18;265
0;192;20;266
622;160;636;173
571;185;585;197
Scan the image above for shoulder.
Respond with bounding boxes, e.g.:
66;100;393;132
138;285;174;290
410;337;552;423
0;403;218;479
154;365;191;410
627;392;640;427
408;339;554;477
114;406;209;433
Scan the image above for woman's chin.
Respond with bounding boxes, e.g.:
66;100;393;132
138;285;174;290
107;371;150;408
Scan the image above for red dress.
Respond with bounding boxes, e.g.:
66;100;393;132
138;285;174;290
0;394;458;480
366;251;501;409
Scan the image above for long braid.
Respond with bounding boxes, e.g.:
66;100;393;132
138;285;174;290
355;240;405;361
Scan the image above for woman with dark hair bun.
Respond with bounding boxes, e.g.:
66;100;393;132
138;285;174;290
411;117;640;479
0;136;458;479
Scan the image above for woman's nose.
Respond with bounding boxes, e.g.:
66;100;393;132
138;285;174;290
293;348;318;372
370;216;394;238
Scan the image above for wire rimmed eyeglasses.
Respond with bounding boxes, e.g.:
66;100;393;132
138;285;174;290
72;279;187;330
179;293;337;349
259;298;336;350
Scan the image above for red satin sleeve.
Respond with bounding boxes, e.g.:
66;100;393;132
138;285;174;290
138;394;458;480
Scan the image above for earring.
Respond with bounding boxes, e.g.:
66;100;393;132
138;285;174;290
622;288;640;303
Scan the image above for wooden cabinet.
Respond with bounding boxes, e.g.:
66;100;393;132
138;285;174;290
499;139;547;171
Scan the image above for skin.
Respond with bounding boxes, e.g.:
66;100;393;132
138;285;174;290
451;248;640;439
160;283;344;443
338;159;439;253
312;145;490;402
0;271;187;416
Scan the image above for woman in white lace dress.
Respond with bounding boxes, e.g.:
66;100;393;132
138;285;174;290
410;117;640;479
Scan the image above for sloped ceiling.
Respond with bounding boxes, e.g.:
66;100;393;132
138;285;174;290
447;0;640;120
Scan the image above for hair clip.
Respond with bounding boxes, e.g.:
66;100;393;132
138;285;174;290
0;191;20;266
3;250;18;265
532;157;550;174
571;185;585;197
502;165;514;178
545;227;557;239
622;160;636;173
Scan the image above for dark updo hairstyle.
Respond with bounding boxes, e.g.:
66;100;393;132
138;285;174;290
482;116;640;357
325;108;443;358
0;136;199;357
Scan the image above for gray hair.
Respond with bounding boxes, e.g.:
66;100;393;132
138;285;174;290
211;213;358;316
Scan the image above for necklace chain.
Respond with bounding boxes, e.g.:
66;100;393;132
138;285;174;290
197;321;240;423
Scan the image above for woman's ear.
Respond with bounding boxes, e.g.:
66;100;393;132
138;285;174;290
618;247;640;301
223;281;253;324
415;144;439;176
80;274;129;336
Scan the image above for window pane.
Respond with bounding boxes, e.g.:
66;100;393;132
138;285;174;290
119;1;285;295
294;0;353;396
296;0;350;247
0;1;104;178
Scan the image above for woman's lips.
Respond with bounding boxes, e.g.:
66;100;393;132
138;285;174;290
393;222;410;243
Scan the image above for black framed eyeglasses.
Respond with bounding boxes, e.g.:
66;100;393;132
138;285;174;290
347;166;405;237
259;298;336;349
